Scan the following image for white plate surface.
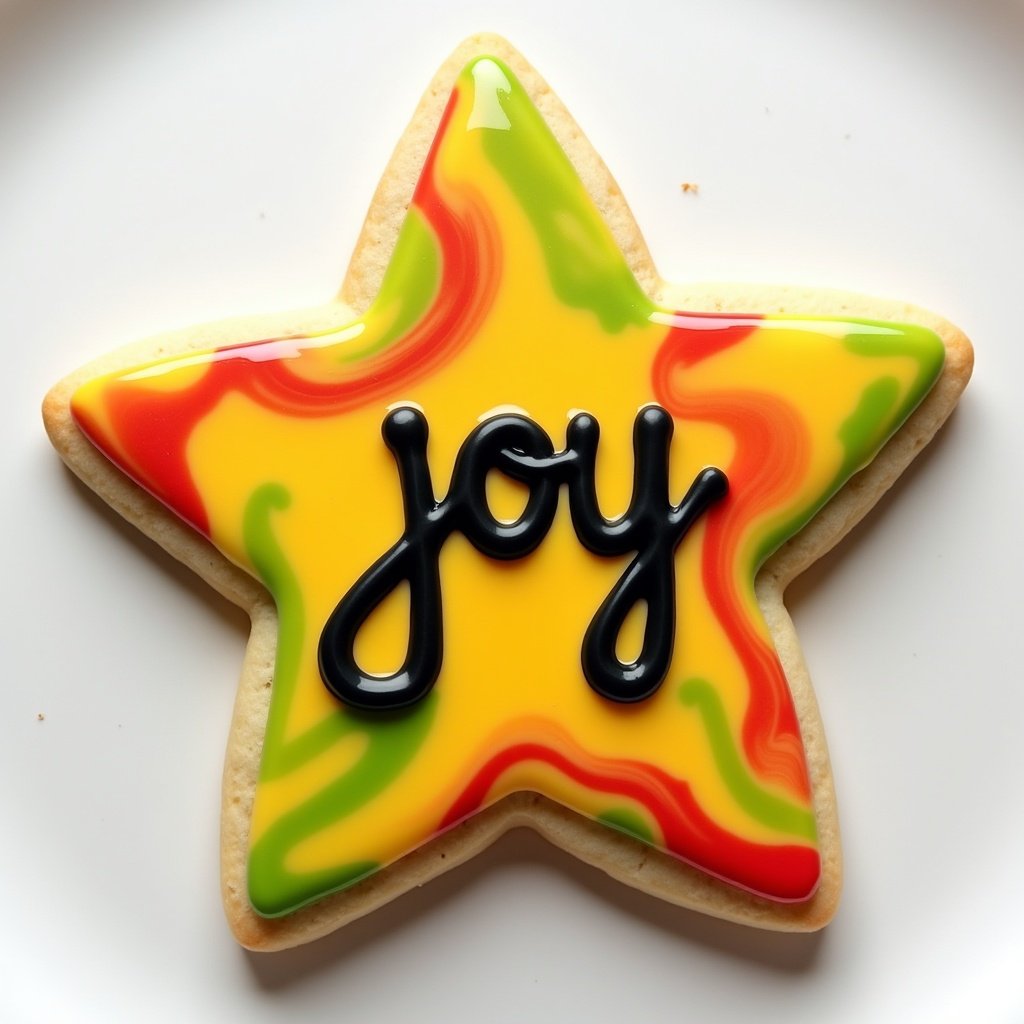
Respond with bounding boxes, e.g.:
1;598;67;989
2;0;1022;1021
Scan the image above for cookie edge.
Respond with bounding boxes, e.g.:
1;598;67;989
40;32;973;951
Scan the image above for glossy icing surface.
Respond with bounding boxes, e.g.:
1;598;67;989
70;56;945;917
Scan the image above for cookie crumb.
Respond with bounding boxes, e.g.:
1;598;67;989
680;182;700;194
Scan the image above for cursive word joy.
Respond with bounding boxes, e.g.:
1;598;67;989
318;405;728;711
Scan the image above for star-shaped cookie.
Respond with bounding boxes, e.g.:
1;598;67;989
44;35;972;949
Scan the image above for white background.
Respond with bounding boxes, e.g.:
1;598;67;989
2;0;1022;1020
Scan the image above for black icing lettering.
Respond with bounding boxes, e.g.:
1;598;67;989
318;405;727;711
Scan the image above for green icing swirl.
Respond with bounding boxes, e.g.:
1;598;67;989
471;57;653;332
753;318;945;569
348;207;442;362
678;678;817;842
242;483;438;916
597;808;656;845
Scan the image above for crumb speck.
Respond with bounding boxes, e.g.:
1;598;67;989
37;712;45;721
680;182;700;194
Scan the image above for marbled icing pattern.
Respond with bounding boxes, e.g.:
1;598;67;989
71;57;944;917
